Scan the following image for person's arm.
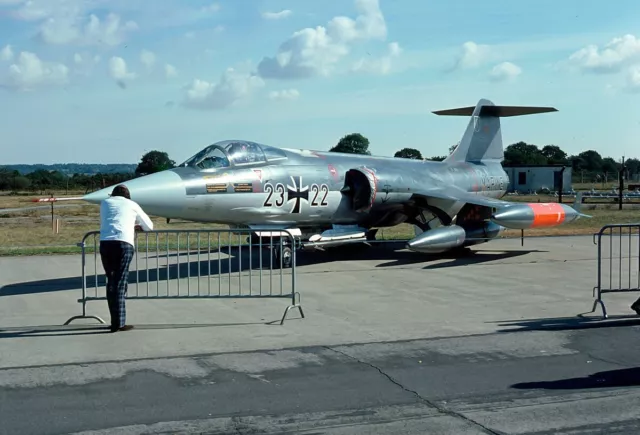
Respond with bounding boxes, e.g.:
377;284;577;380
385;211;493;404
133;203;154;231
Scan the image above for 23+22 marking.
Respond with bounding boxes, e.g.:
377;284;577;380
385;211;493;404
263;176;328;214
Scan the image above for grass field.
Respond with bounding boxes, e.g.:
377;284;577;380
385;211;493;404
1;187;639;256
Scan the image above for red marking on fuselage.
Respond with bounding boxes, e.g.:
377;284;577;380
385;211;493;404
328;164;339;181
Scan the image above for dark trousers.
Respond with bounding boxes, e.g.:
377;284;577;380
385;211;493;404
99;241;134;329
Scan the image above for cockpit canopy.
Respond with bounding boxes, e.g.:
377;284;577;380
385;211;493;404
179;140;287;170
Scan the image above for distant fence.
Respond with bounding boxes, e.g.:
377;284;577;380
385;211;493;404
64;228;304;326
591;224;640;318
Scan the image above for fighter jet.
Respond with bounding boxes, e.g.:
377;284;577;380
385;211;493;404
66;98;589;267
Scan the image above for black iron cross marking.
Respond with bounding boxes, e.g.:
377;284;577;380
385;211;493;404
286;175;309;214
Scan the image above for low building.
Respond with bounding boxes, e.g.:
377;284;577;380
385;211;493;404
503;164;572;193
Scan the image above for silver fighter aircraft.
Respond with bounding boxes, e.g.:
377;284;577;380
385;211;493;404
77;98;589;267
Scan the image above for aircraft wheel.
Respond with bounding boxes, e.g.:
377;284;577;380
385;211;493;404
274;245;293;269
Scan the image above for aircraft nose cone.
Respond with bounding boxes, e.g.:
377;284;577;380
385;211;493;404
83;170;185;216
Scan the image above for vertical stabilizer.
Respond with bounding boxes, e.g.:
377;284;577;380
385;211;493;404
433;99;557;164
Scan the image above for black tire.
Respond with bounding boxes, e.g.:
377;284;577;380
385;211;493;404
274;245;293;269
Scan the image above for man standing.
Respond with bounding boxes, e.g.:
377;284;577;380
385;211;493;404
99;184;154;332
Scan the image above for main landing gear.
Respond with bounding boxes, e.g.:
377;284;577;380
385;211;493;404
273;243;293;269
248;234;295;269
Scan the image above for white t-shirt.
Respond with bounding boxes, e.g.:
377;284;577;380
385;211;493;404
99;196;154;246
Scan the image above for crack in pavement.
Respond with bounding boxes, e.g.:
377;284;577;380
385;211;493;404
325;346;502;435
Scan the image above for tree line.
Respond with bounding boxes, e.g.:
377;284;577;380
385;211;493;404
1;136;637;193
0;151;174;194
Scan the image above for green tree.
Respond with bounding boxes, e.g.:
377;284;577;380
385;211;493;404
541;145;567;164
503;142;547;165
135;151;176;176
329;133;371;155
394;147;423;159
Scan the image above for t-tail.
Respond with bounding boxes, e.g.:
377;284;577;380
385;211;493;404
433;99;558;164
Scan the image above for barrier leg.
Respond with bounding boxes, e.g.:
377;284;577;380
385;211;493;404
590;293;608;319
280;292;304;325
64;240;105;325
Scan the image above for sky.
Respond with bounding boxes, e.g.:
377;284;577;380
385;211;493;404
1;0;639;165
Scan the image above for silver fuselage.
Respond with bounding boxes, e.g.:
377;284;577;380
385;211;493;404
84;144;509;236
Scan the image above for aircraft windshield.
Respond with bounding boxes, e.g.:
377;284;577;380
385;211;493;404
180;145;230;170
180;141;288;170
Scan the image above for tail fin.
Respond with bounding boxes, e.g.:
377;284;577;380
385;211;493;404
434;99;557;163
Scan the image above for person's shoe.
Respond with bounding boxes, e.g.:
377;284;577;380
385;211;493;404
110;325;134;332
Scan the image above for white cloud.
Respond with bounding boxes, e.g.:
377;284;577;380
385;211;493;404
625;66;640;93
38;12;138;46
256;0;388;80
140;49;156;70
164;63;178;78
268;89;300;100
1;45;14;61
6;0;55;21
351;41;401;75
182;68;264;110
450;41;491;70
1;51;69;90
489;61;522;82
108;56;135;88
567;34;640;73
201;3;220;13
262;10;292;20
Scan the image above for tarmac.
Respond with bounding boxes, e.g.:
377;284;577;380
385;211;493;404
2;234;640;434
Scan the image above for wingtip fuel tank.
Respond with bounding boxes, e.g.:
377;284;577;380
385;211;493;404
490;203;585;230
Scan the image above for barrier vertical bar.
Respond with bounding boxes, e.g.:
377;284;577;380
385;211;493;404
177;233;180;296
146;232;149;297
197;232;201;296
238;232;242;295
218;232;221;296
629;225;632;291
279;236;283;295
208;233;211;296
156;233;159;297
93;235;97;300
619;226;622;292
259;235;263;296
187;232;191;296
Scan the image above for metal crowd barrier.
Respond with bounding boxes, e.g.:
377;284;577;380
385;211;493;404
591;223;640;318
64;228;304;326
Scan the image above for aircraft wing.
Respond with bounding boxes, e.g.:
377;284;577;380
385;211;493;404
413;187;513;210
412;187;590;229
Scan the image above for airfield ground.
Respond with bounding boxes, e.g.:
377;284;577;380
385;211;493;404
2;231;640;433
2;188;640;433
1;187;640;256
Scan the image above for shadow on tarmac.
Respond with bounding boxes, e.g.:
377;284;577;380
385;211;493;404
512;367;640;390
0;243;543;297
0;321;278;338
494;314;640;332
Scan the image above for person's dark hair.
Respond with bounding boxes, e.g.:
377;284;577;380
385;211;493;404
111;184;131;199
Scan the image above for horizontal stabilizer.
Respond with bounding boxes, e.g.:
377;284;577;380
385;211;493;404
433;105;557;117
